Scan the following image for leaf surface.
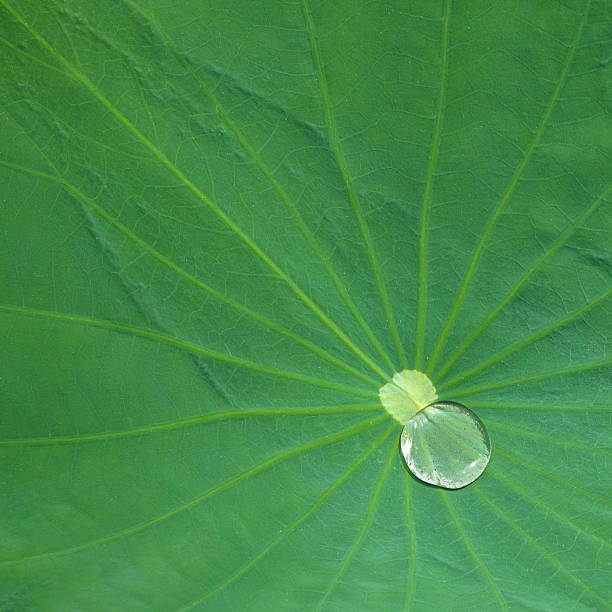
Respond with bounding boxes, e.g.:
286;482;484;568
1;0;611;610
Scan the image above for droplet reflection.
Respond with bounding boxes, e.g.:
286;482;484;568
400;401;491;489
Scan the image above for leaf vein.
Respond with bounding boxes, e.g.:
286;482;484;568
0;304;378;398
439;286;611;391
120;0;396;376
493;444;609;504
301;0;406;370
426;0;592;374
415;0;451;370
0;405;383;447
0;0;388;380
488;466;611;550
473;487;609;609
440;491;506;611
0;161;380;387
175;425;397;611
435;182;611;380
0;417;388;566
315;438;397;610
450;359;611;399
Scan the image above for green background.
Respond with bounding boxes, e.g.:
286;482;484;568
1;0;610;610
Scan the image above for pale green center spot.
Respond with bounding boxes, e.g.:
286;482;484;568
378;369;437;424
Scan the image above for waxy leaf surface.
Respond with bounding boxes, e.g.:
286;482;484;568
1;0;610;610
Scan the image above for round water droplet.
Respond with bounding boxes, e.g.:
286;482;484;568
400;401;491;489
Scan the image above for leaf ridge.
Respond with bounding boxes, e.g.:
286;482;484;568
493;444;609;504
450;359;611;399
0;33;71;77
0;162;380;387
470;400;612;413
485;419;611;456
439;286;611;391
488;467;610;550
473;487;609;609
403;478;417;612
122;0;397;379
0;405;383;447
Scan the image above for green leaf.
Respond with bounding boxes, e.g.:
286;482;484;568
1;0;610;610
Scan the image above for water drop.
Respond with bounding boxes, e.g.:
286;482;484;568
400;401;491;489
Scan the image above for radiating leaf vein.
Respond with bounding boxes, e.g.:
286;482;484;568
427;0;592;374
315;438;397;610
122;0;397;376
415;0;451;370
0;0;388;380
439;286;611;391
301;0;406;370
0;303;378;398
473;487;609;609
488;467;610;550
440;491;506;611
0;162;380;387
175;424;397;611
435;183;612;381
0;417;388;566
493;444;609;504
450;359;611;399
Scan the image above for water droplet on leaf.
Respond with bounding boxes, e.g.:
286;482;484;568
378;372;491;488
400;401;491;489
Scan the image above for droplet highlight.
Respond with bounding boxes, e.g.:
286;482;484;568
400;401;491;489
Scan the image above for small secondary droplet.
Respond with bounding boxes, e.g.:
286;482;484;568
400;401;491;489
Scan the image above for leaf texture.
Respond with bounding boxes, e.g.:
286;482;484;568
1;0;611;610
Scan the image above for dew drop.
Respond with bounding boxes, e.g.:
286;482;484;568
400;401;491;489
